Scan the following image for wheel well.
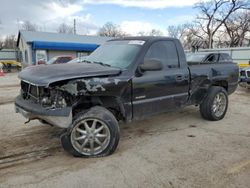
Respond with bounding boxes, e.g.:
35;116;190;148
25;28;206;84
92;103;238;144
212;80;228;91
72;96;125;121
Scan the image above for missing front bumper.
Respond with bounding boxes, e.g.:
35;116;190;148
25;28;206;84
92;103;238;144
15;95;72;128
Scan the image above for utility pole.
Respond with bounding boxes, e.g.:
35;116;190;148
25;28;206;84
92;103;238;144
74;19;76;34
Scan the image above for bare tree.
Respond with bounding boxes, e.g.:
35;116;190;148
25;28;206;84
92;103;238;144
194;0;250;48
57;23;74;34
137;29;163;36
137;31;147;36
21;21;37;31
223;10;250;47
148;29;163;36
168;24;187;39
167;24;205;50
0;20;3;49
168;24;186;39
1;35;17;49
0;39;4;49
98;22;126;37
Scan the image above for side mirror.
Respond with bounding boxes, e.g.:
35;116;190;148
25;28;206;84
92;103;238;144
139;59;163;72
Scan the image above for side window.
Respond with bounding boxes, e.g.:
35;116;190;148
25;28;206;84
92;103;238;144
205;54;218;63
144;41;179;68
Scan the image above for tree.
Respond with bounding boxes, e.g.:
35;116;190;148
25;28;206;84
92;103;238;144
0;20;3;48
21;21;37;31
223;10;250;47
167;24;204;50
57;23;74;34
194;0;250;48
148;29;163;36
137;29;163;36
0;39;3;49
0;35;17;49
137;31;147;36
167;24;192;39
98;22;126;37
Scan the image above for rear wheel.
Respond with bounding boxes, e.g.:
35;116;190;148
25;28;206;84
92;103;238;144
200;86;228;121
61;106;120;157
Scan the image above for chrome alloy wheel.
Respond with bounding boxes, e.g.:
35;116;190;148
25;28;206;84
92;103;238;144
70;118;111;156
212;92;227;118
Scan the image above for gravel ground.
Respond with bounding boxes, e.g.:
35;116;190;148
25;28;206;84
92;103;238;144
0;73;250;188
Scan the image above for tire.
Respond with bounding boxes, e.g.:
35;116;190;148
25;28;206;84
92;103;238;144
61;106;120;157
199;86;228;121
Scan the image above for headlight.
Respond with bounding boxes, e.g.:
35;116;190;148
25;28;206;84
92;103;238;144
57;96;67;108
41;89;67;109
41;97;52;106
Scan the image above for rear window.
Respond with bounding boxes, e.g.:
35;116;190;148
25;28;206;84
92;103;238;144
204;54;219;63
145;41;179;68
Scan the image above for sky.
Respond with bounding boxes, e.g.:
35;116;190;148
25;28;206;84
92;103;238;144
0;0;202;38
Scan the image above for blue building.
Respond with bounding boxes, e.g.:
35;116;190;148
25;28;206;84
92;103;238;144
17;30;113;65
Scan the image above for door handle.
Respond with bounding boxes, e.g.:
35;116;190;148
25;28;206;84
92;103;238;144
175;75;184;81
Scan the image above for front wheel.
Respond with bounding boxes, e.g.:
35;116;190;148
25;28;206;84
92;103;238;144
200;86;228;121
61;106;120;157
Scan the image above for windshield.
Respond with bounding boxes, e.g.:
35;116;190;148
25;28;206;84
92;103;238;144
86;40;143;69
46;57;57;65
186;53;206;62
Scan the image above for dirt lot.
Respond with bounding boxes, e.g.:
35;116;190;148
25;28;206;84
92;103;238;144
0;73;250;188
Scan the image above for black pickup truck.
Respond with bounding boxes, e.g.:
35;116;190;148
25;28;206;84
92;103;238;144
15;37;239;157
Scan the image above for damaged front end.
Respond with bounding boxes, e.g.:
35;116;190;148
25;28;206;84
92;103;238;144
15;75;126;128
15;62;127;128
15;80;73;128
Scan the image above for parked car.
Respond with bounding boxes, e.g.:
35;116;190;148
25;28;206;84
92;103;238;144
186;52;233;64
37;58;46;65
0;60;22;72
67;56;88;64
239;66;250;88
15;37;239;157
46;55;74;65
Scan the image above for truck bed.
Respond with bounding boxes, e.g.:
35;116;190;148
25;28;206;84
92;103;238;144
188;62;239;104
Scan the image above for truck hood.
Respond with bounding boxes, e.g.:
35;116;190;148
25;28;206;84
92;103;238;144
18;63;121;87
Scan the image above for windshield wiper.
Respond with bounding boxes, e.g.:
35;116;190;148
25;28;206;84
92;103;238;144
82;60;92;64
83;60;111;67
92;61;111;67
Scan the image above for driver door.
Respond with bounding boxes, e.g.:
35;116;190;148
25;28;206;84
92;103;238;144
132;40;189;119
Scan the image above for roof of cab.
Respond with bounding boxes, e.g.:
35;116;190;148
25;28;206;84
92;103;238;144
109;36;176;42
